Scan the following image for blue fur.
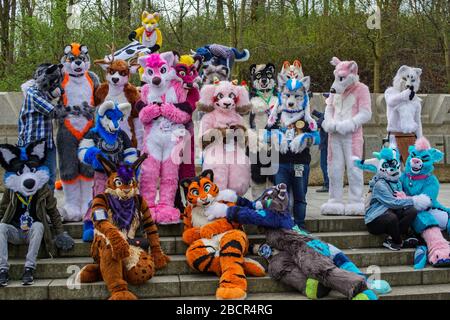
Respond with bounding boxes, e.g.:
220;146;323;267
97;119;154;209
84;147;104;171
82;220;94;242
93;107;124;145
20;148;28;161
354;159;377;173
401;144;450;234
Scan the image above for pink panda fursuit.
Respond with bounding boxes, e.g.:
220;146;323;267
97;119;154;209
138;52;193;224
197;80;252;196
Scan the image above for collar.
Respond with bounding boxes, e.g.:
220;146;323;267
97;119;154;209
145;29;155;37
69;73;85;78
406;173;430;180
282;108;303;114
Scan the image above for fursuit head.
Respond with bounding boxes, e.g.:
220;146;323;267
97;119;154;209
353;146;401;182
277;60;304;89
250;63;276;91
393;65;422;93
202;65;230;84
21;63;64;100
138;52;179;103
61;43;91;76
329;56;359;94
97;101;131;138
0;140;49;197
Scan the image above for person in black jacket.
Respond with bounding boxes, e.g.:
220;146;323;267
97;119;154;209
313;106;329;193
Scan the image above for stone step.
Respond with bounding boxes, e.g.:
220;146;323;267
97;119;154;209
2;265;450;300
62;216;366;239
8;231;384;259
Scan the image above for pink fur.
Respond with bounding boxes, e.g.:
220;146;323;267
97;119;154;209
199;81;251;196
415;137;431;151
331;57;358;76
422;227;450;265
161;102;191;124
139;103;161;125
83;172;108;221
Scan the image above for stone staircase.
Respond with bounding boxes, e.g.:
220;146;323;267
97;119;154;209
3;213;450;300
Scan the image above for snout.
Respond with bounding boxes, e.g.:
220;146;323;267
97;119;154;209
410;158;423;173
112;77;119;84
288;102;295;108
75;60;82;66
23;179;36;190
152;77;161;86
330;88;336;94
223;102;231;108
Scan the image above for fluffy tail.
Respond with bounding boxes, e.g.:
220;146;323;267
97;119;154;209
232;48;250;62
352;156;378;173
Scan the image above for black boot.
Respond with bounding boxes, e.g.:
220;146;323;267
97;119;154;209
0;269;9;287
22;267;35;285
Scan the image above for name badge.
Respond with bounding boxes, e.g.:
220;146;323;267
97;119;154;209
294;164;304;177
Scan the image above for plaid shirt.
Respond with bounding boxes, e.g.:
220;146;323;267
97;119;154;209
17;87;56;149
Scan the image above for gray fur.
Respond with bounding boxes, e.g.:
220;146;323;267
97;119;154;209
202;65;229;84
56;103;95;181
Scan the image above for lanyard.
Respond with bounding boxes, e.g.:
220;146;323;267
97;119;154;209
16;194;33;211
256;89;274;105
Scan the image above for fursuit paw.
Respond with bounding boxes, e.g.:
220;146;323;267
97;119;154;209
344;203;365;216
152;251;171;270
429;247;450;268
305;278;332;299
366;279;392;295
336;119;356;135
352;289;378;300
77;264;102;283
243;258;266;277
289;135;307;154
279;139;289;154
154;205;181;225
412;194;431;211
321;201;345;216
82;220;94;242
216;287;247;300
205;202;229;221
109;290;138;300
399;122;418;134
54;231;75;251
110;237;130;261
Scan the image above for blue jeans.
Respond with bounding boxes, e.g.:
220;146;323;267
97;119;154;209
274;163;310;228
44;147;56;190
320;147;329;188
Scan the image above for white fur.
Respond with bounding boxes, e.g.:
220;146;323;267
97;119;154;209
412;194;431;211
78;138;95;162
5;166;49;197
0;148;17;165
205;202;229;221
429;208;449;231
215;189;238;203
62;74;94;106
61;181;83;221
385;65;422;138
344;203;365;216
321;201;345;216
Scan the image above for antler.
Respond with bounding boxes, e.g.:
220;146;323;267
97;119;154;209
94;43;116;66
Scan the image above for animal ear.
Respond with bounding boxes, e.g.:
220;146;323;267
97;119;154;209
282;61;290;71
160;51;175;67
118;102;132;116
172;51;180;65
132;153;147;172
200;169;214;181
64;45;72;55
235;85;251;114
330;57;341;66
430;149;443;162
142;11;150;20
293;60;302;69
353;156;378;173
96;153;116;176
300;76;310;91
80;45;88;54
180;178;193;190
46;64;59;74
414;68;422;77
197;84;217;112
193;56;202;70
397;65;409;74
26;139;47;162
0;144;20;169
98;100;115;116
267;63;275;74
349;61;358;74
153;12;160;21
94;59;110;71
249;64;256;75
221;65;230;77
138;55;148;68
372;152;381;160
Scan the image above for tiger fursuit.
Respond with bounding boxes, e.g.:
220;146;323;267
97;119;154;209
77;154;170;300
180;170;265;300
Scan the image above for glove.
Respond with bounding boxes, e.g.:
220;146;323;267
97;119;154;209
128;31;137;41
412;194;431;211
55;231;75;251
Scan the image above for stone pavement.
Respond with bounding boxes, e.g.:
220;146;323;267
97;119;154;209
1;184;450;300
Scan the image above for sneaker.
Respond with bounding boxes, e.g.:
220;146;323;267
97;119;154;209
383;238;401;251
402;237;419;248
22;267;34;286
0;269;9;287
316;186;329;193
